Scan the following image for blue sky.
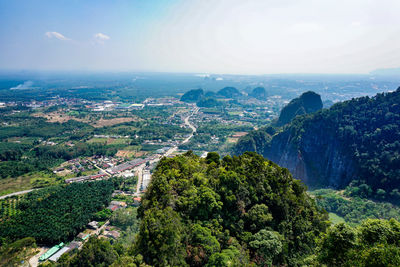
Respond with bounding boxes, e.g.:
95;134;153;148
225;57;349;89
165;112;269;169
1;0;400;74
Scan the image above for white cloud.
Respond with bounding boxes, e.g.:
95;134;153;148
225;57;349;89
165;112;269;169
94;33;110;41
290;23;323;34
45;31;70;41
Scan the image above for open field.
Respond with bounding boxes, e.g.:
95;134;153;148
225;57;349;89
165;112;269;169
107;138;131;145
33;112;139;128
116;150;148;158
227;137;239;143
0;172;59;196
0;176;33;196
33;112;88;123
116;150;135;158
87;137;131;145
87;137;108;144
91;117;138;127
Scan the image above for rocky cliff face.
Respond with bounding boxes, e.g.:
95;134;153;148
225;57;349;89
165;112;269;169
265;122;356;188
235;89;400;194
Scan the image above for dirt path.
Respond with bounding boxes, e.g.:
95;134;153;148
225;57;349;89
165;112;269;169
0;189;36;200
28;247;46;267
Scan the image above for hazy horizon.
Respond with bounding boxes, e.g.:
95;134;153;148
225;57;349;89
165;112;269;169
1;0;400;74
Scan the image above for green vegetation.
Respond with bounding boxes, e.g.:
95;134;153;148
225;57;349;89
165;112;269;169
0;195;22;220
137;122;190;142
0;142;120;179
277;91;322;126
135;152;328;266
313;219;400;267
0;171;60;196
181;121;253;154
0;237;37;266
311;189;400;226
180;89;204;102
61;237;119;266
216;87;242;98
233;128;273;156
93;208;113;221
111;207;140;248
56;236;149;267
328;212;345;224
235;88;400;202
196;97;223;108
0;116;92;140
248;87;268;100
17;152;400;267
0;180;114;244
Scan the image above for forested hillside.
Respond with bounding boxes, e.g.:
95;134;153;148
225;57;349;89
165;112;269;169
135;152;328;266
249;87;268;100
180;89;204;102
235;88;400;201
276;91;322;126
216;87;242;98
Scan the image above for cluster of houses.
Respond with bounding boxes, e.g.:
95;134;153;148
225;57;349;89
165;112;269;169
1;97;86;109
143;97;181;106
39;237;84;262
108;200;128;211
63;155;142;183
86;100;145;111
39;217;124;263
54;158;94;175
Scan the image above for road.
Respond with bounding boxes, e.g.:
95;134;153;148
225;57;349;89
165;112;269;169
135;106;198;194
95;220;109;235
0;189;36;200
164;106;198;156
93;164;111;177
135;163;145;194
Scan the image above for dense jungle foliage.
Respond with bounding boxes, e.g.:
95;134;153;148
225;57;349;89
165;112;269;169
135;152;328;266
311;189;400;226
180;89;204;103
314;219;400;267
276;91;322;126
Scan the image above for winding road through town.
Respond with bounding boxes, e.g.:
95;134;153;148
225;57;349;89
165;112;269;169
1;106;199;199
135;106;198;194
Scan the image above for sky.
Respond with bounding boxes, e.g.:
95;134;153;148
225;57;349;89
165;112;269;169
1;0;400;74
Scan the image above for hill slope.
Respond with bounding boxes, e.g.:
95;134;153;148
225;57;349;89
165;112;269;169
249;87;268;99
216;87;242;98
277;91;323;125
180;89;204;102
235;88;400;200
136;152;327;266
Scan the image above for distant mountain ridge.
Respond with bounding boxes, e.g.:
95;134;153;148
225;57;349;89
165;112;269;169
180;86;243;107
370;67;400;76
180;86;271;107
